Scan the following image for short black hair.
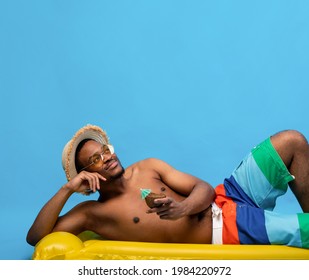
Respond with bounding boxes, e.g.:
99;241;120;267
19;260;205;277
75;139;91;173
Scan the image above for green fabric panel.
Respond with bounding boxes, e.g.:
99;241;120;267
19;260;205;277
252;137;293;191
298;214;309;248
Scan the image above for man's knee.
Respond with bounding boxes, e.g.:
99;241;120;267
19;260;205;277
270;130;308;167
273;130;308;149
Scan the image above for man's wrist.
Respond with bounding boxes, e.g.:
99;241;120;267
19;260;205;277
61;183;75;195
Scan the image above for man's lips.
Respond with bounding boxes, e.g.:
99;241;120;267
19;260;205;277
105;160;118;171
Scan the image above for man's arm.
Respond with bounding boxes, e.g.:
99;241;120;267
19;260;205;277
146;158;215;220
26;171;105;246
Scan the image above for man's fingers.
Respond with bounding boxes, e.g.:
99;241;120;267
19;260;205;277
80;172;104;192
154;197;173;205
94;172;107;181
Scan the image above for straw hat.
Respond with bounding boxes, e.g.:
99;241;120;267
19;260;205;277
62;124;111;181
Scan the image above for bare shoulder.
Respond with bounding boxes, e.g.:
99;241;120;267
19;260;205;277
66;199;111;223
133;158;173;171
127;158;179;182
68;199;104;213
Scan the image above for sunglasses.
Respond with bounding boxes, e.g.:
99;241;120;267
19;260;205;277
80;144;114;171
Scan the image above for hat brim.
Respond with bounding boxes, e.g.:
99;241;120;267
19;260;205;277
62;125;110;181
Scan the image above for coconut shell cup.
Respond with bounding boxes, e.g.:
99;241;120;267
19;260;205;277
145;192;166;208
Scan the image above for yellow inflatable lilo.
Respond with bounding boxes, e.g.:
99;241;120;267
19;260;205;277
32;231;309;260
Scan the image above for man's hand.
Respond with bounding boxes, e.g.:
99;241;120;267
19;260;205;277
63;171;106;195
146;197;188;220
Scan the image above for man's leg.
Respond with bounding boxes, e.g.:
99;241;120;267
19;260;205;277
270;130;309;212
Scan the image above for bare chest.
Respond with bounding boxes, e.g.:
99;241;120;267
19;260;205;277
91;188;210;243
88;168;212;243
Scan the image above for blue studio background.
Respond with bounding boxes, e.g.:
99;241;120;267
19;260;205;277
1;1;309;259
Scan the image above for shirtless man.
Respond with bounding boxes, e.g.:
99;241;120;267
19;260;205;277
26;124;215;246
27;125;309;248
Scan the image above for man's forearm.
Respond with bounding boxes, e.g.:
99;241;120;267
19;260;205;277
182;181;215;216
26;185;73;246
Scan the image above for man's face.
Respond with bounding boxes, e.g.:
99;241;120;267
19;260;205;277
77;140;124;179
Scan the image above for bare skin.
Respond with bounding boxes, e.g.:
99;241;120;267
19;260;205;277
270;130;309;212
26;140;215;246
27;129;309;246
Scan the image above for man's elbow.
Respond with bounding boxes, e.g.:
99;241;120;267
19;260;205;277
203;182;215;203
26;235;37;247
26;230;43;247
209;185;216;199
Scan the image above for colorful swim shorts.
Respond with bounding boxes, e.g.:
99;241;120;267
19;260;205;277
214;137;309;248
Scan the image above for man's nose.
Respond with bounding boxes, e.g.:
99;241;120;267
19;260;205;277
103;152;112;162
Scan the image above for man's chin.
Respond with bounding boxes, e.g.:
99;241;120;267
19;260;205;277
110;166;125;180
